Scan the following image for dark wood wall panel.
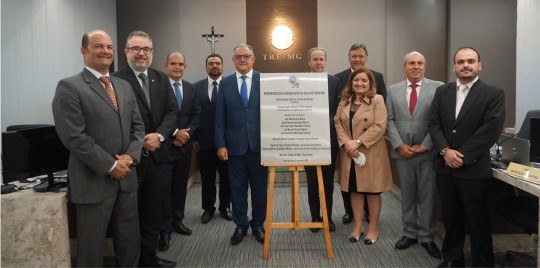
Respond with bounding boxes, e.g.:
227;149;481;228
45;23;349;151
246;0;318;72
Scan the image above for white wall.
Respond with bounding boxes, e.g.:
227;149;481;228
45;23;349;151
516;0;540;131
1;0;117;130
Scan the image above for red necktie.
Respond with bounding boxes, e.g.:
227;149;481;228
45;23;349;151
409;83;418;115
99;76;118;110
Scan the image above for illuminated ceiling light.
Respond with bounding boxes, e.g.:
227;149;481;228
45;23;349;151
271;25;294;50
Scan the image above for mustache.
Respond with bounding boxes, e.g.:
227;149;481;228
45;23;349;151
460;67;472;72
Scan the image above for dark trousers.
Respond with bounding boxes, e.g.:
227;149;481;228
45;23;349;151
75;189;139;267
137;155;172;263
228;149;268;230
162;153;191;235
305;163;334;220
436;173;494;267
199;149;230;212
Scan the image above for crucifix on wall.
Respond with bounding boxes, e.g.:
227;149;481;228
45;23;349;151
202;26;224;54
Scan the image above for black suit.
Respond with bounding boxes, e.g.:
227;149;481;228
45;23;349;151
193;78;230;214
305;75;341;220
112;67;178;263
334;68;387;101
428;79;505;266
162;79;201;235
334;67;387;217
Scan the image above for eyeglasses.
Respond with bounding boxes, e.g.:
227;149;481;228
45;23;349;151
127;46;153;54
234;54;253;60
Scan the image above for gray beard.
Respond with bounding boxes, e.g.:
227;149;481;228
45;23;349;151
128;58;152;72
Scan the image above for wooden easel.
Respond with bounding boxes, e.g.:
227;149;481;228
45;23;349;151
262;162;333;260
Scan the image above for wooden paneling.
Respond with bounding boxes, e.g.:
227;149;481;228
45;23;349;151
246;0;318;72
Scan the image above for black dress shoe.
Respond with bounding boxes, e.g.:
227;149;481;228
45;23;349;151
219;208;233;221
139;256;177;267
342;213;353;224
230;227;247;245
201;210;214;224
395;236;418;249
310;218;322;233
252;227;265;244
437;259;465;267
421;241;442;259
173;221;192;235
157;233;171;251
329;220;336;232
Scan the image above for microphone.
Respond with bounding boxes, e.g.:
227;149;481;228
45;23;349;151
495;133;518;161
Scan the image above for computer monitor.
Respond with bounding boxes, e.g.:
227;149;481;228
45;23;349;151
1;125;70;191
530;117;540;163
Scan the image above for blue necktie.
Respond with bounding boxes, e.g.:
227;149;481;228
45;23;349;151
211;80;218;104
174;82;182;111
240;75;248;107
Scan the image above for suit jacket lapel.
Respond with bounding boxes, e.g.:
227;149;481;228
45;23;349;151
396;81;410;118
455;80;483;125
447;82;457;124
148;70;159;112
82;68;119;114
125;68;151;111
249;72;260;107
412;78;429;118
110;77;124;114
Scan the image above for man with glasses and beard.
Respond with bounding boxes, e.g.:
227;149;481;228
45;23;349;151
112;30;178;267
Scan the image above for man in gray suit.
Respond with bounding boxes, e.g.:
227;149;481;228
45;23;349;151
52;29;145;266
386;51;443;259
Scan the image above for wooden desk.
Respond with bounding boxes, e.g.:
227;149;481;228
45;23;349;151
1;189;71;267
492;168;540;260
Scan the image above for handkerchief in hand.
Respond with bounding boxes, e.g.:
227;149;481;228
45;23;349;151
352;152;366;166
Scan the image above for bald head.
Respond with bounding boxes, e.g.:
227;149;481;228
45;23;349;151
402;51;426;83
80;29;114;74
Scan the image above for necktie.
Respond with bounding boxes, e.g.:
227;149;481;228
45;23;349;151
211;80;218;104
455;84;468;118
174;82;183;111
138;73;151;109
98;76;118;110
409;83;418;115
240;75;248;107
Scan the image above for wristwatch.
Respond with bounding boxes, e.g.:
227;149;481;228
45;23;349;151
156;133;165;143
356;138;361;145
440;147;448;156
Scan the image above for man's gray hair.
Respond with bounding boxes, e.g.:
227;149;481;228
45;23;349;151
126;30;153;47
233;44;254;55
308;47;327;60
349;43;368;56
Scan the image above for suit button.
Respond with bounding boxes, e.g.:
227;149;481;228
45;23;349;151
364;118;368;122
452;130;456;134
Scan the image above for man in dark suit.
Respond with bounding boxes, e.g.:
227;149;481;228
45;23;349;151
305;47;341;232
112;31;177;267
387;51;443;259
52;29;144;267
334;43;387;225
215;44;267;245
161;51;201;244
193;54;233;224
428;47;505;267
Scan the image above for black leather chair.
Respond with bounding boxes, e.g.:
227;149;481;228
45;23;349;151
517;110;540;140
495;194;537;266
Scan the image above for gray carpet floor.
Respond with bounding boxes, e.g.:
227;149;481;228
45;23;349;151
157;182;443;267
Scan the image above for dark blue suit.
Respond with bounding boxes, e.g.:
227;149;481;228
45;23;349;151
215;71;267;230
193;78;230;213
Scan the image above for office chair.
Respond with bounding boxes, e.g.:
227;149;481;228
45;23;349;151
517;110;540;140
495;194;537;266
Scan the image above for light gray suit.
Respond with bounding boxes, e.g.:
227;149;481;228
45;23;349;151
52;67;145;266
386;78;443;242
